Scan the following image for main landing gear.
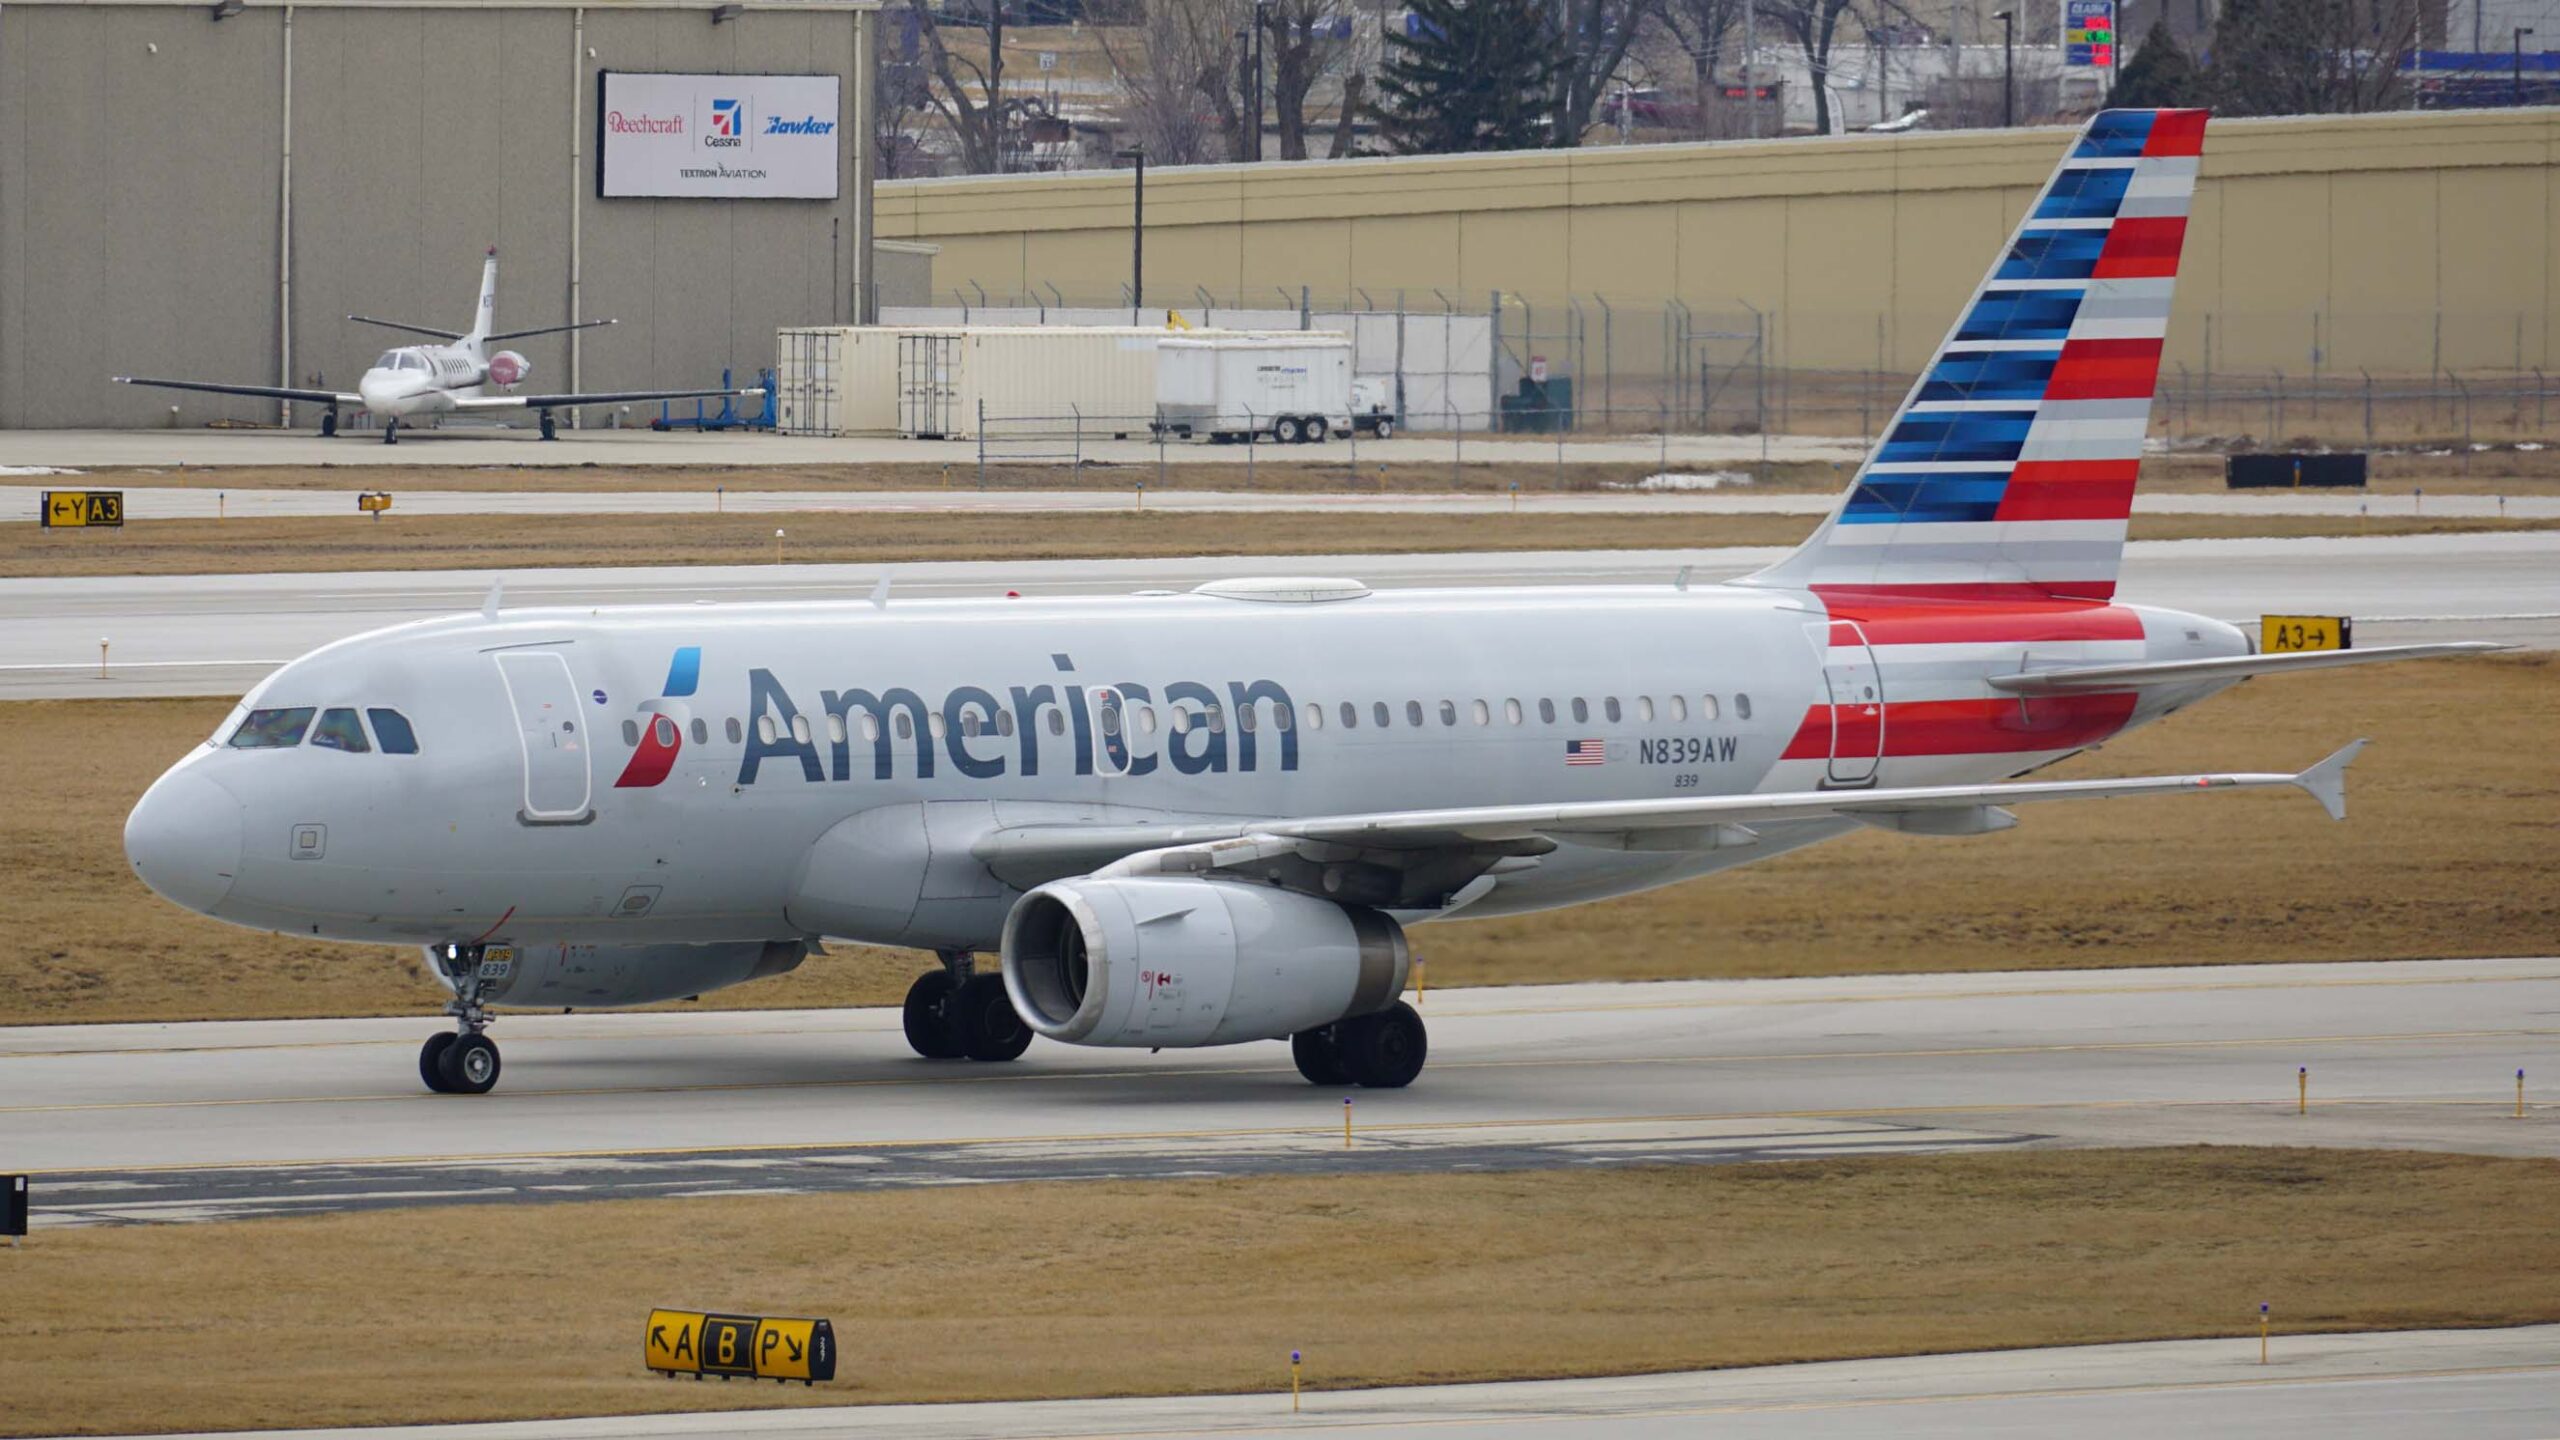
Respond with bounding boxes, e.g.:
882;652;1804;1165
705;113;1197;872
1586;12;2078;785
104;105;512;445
1291;1001;1428;1089
902;951;1031;1063
320;408;339;438
538;409;558;441
420;943;503;1094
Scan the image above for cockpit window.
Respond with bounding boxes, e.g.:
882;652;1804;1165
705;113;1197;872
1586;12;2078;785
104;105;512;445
375;351;402;369
367;708;419;754
228;707;315;748
311;708;371;752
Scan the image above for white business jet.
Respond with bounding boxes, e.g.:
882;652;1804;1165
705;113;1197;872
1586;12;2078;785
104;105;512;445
125;110;2502;1097
114;249;759;443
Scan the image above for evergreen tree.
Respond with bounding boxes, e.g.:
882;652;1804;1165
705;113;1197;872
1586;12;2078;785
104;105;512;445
1370;0;1564;154
2110;14;2203;110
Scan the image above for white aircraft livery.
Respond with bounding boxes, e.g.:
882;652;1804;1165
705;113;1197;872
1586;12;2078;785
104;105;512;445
126;110;2498;1096
114;249;759;443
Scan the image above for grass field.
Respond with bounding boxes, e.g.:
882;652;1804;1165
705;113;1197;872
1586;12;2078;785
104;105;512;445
3;655;2551;1027
8;510;2552;578
4;1147;2555;1435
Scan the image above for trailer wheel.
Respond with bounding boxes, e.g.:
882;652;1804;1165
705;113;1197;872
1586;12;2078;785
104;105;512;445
1372;417;1393;441
1305;416;1329;443
1274;416;1303;444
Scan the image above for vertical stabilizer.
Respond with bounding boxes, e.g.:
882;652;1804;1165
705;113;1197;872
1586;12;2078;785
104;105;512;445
1746;110;2207;602
464;247;500;351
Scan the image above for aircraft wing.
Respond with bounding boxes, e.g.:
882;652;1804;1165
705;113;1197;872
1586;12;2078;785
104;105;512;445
976;743;2368;907
1986;642;2510;694
448;385;762;412
114;375;359;406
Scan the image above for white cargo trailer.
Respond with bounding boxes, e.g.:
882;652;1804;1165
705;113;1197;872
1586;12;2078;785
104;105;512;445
1155;335;1355;443
776;326;1305;439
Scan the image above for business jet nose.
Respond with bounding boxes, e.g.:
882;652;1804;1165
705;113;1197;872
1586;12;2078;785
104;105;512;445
125;768;244;915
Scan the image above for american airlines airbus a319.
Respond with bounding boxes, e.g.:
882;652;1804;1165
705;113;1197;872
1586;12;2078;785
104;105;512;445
126;110;2497;1096
114;249;759;444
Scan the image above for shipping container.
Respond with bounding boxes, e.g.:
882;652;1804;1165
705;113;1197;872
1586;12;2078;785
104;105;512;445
1155;335;1356;443
776;325;1312;438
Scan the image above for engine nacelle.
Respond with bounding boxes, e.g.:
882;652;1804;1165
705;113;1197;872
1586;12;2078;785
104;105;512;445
486;350;531;388
1000;878;1407;1048
425;939;805;1009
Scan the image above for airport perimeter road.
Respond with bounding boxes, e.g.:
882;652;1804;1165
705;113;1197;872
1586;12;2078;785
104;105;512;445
138;1326;2560;1440
6;959;2553;1225
10;484;2557;519
0;427;1866;470
3;533;2555;699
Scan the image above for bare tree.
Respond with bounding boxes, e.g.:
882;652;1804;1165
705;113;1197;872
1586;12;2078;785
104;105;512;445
1261;0;1352;160
1657;0;1747;134
905;0;1007;175
2208;0;2417;114
1099;0;1231;164
1550;0;1660;144
1763;0;1859;135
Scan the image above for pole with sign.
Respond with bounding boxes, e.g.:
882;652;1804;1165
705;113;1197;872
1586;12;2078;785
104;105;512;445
39;491;124;528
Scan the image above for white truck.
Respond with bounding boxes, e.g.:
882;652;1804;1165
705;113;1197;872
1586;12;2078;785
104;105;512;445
1154;334;1359;443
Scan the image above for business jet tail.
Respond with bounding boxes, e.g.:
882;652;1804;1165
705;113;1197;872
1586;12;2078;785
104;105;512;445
1745;108;2208;604
463;246;500;349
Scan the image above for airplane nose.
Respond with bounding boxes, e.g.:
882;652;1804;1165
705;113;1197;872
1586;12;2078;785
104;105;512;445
125;768;244;915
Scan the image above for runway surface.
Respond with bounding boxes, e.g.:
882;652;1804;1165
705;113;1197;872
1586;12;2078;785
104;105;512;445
4;533;2554;698
7;959;2552;1226
11;482;2554;519
0;427;1865;471
141;1325;2560;1440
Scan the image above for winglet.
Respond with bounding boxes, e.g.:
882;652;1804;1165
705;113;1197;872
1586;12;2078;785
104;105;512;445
869;576;891;610
482;579;504;620
2292;739;2367;821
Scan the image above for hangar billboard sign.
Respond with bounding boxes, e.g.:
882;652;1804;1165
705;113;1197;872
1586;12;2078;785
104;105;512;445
599;72;842;200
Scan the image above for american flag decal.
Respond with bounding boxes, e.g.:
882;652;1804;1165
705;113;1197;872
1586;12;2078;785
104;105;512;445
1564;739;1607;766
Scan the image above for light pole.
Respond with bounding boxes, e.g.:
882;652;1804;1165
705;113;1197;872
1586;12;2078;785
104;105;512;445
2518;27;2536;107
1992;9;2015;128
1116;145;1146;313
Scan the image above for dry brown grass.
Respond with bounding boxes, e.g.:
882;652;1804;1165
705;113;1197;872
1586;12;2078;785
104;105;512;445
3;655;2552;1027
8;509;2551;578
4;1147;2556;1435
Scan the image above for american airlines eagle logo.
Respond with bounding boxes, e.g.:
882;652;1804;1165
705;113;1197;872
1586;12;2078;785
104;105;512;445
614;646;701;788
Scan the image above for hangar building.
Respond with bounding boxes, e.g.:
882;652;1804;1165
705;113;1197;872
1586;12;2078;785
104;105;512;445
0;0;900;429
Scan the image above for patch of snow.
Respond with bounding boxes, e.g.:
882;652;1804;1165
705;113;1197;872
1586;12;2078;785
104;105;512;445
1609;471;1755;492
0;465;82;476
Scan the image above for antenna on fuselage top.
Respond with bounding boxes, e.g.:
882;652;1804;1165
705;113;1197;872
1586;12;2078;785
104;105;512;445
869;576;891;610
482;579;504;619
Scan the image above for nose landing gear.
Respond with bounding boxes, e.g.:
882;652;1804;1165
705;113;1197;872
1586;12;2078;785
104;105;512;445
381;416;401;446
420;944;503;1095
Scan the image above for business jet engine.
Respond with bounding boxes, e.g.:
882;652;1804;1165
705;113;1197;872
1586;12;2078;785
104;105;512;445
999;878;1408;1047
423;938;806;1009
486;350;532;388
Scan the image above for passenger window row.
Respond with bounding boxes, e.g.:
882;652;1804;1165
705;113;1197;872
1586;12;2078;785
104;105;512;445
227;706;419;754
1300;692;1749;731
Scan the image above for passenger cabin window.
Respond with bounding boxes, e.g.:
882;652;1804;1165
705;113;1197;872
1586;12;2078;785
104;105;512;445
1604;697;1622;723
229;707;315;749
1405;700;1424;727
758;715;779;744
1679;695;1698;721
1471;699;1490;726
1273;705;1292;732
1304;703;1325;732
1637;696;1656;723
1206;704;1226;734
621;720;640;746
1571;698;1590;723
1439;700;1458;727
311;708;370;752
690;718;708;745
827;715;848;745
1340;702;1358;729
1504;699;1523;725
1538;699;1556;724
1371;701;1390;729
1736;693;1754;720
1699;694;1720;721
366;707;419;755
726;718;743;743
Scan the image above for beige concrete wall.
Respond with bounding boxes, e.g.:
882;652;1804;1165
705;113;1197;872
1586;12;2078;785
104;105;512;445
878;109;2560;381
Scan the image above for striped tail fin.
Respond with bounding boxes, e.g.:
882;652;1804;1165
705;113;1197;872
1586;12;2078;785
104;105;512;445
1747;109;2207;603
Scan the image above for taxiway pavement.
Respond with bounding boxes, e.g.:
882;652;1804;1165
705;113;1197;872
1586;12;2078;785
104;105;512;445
136;1325;2560;1440
0;427;1865;470
3;533;2553;699
6;958;2551;1226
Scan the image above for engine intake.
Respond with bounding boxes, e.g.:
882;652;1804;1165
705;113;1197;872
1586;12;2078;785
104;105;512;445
1001;877;1407;1048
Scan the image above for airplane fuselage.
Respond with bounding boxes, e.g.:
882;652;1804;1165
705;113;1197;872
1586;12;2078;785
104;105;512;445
125;581;2247;955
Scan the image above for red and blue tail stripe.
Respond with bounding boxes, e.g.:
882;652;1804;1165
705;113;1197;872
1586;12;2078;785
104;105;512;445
1749;108;2207;606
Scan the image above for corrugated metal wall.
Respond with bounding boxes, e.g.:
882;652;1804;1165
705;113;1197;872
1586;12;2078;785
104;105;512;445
0;1;885;429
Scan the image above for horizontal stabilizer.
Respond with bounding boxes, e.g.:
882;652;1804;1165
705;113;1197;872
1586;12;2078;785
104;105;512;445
1987;641;2510;694
347;315;463;341
486;319;618;343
